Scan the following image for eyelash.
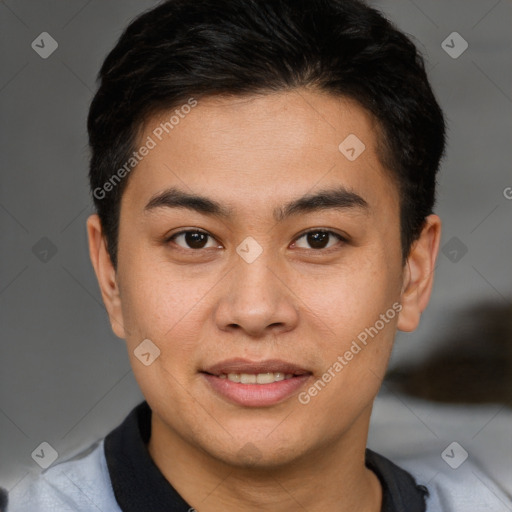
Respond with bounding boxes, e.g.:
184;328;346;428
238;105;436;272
166;228;347;252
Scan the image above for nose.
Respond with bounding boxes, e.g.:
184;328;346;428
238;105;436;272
213;251;299;338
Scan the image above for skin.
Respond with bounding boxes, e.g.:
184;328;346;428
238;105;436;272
87;89;441;512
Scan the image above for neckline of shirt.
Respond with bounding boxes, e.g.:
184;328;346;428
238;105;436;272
103;401;428;512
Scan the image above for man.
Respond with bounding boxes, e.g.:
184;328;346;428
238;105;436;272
7;0;510;511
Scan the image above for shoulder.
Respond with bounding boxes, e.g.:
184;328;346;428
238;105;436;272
392;451;512;512
7;439;120;512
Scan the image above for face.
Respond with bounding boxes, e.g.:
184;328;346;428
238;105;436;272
88;89;440;469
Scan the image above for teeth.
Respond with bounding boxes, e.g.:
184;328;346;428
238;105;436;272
256;373;275;384
240;373;256;384
224;372;293;384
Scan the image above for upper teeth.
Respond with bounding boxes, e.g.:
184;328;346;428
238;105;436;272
219;372;294;384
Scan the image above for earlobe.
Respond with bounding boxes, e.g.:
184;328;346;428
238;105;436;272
86;214;126;339
397;214;442;332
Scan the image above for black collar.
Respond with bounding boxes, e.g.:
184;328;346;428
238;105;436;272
104;401;428;512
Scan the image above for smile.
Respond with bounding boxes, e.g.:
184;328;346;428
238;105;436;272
218;372;295;384
201;371;312;407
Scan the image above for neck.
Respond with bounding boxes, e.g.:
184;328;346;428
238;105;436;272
147;407;382;512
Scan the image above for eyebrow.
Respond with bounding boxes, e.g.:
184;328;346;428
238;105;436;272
144;185;369;222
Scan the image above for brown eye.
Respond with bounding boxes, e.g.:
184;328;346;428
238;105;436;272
293;230;345;250
169;230;219;250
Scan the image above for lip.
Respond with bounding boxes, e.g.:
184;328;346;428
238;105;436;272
202;358;310;376
201;358;312;407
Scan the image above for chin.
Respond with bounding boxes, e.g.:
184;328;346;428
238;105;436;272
204;431;313;470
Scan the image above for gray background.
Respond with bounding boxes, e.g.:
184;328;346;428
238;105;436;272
1;0;511;501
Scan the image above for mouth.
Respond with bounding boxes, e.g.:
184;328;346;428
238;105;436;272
200;358;313;407
205;372;301;384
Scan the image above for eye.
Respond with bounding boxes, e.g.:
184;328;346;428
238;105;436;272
168;229;221;250
292;229;346;250
166;228;346;252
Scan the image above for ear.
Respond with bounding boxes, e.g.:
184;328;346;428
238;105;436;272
86;214;126;339
397;214;442;332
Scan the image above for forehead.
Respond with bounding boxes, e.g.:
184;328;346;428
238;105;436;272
122;90;398;220
145;91;379;165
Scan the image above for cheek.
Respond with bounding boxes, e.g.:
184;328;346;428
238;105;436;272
292;258;400;396
117;234;210;328
294;257;398;338
297;318;396;428
118;266;205;403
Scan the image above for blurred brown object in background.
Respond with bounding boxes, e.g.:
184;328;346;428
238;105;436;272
386;301;512;405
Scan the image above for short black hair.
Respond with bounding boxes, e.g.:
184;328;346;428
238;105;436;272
88;0;446;267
